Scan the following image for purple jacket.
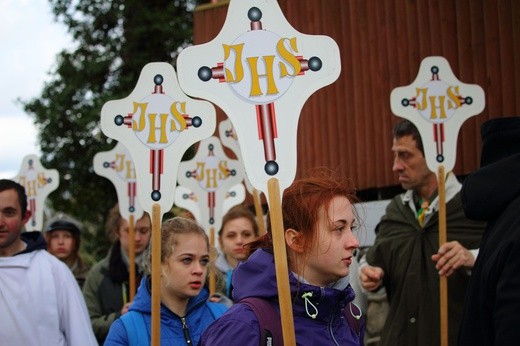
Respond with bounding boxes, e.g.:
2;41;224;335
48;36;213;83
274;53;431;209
199;249;363;345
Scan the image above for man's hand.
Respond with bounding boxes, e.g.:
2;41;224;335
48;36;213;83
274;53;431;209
432;240;475;277
359;265;385;292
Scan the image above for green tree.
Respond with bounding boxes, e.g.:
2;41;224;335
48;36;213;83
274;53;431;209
22;0;196;263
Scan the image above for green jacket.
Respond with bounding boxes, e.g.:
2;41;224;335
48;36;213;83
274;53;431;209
366;191;485;346
82;242;132;345
70;259;90;289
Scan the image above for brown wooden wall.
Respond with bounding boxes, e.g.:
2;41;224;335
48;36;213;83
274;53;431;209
193;0;520;198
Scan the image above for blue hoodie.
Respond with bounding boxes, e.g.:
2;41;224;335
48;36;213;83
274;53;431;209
105;277;224;345
199;249;363;345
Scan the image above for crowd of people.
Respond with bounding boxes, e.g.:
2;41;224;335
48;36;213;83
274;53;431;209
1;117;519;345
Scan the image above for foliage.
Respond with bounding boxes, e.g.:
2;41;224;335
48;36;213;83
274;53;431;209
21;0;197;262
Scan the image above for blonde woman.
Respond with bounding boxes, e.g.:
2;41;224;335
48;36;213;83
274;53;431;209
105;217;227;345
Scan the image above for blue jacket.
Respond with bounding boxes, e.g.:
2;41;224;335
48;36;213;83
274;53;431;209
199;249;363;345
105;277;223;345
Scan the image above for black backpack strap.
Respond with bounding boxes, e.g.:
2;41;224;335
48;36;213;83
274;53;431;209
240;297;283;346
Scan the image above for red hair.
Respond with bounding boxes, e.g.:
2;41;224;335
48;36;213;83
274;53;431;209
248;169;357;255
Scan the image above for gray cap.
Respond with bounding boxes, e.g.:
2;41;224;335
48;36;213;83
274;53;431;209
45;212;83;234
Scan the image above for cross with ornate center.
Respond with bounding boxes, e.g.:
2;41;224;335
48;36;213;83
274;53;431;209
100;62;215;213
177;0;340;196
93;142;143;218
391;56;485;172
177;136;245;231
15;154;59;231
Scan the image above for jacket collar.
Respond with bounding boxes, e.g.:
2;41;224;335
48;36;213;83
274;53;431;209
401;172;461;217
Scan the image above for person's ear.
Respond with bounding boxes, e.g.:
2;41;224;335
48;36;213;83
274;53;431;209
285;228;304;253
22;209;32;226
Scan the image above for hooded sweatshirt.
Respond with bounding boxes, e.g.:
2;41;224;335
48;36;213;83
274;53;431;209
458;153;520;345
0;232;97;345
215;251;234;297
105;276;225;345
199;248;363;345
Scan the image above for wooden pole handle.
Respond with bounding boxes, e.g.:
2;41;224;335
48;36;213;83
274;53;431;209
438;165;448;346
253;188;266;236
151;204;161;346
267;178;296;346
128;214;136;301
209;226;216;295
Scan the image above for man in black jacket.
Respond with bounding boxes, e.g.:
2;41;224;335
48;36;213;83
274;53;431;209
459;117;520;345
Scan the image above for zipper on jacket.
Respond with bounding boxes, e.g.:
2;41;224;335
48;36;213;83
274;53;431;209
315;286;341;346
181;316;194;345
328;303;340;346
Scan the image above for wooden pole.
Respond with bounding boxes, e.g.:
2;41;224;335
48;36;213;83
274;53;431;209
437;165;448;346
267;178;296;346
128;214;136;301
209;226;216;295
253;188;266;236
151;203;161;346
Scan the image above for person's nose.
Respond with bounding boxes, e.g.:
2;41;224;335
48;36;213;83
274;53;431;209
346;231;359;250
192;262;204;276
134;231;144;244
392;157;403;172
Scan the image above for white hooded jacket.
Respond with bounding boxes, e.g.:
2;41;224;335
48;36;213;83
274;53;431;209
0;232;97;346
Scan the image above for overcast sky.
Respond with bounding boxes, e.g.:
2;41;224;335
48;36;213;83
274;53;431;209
0;0;72;179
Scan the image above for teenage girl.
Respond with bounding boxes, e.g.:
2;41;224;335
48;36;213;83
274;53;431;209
105;217;227;345
200;171;364;345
